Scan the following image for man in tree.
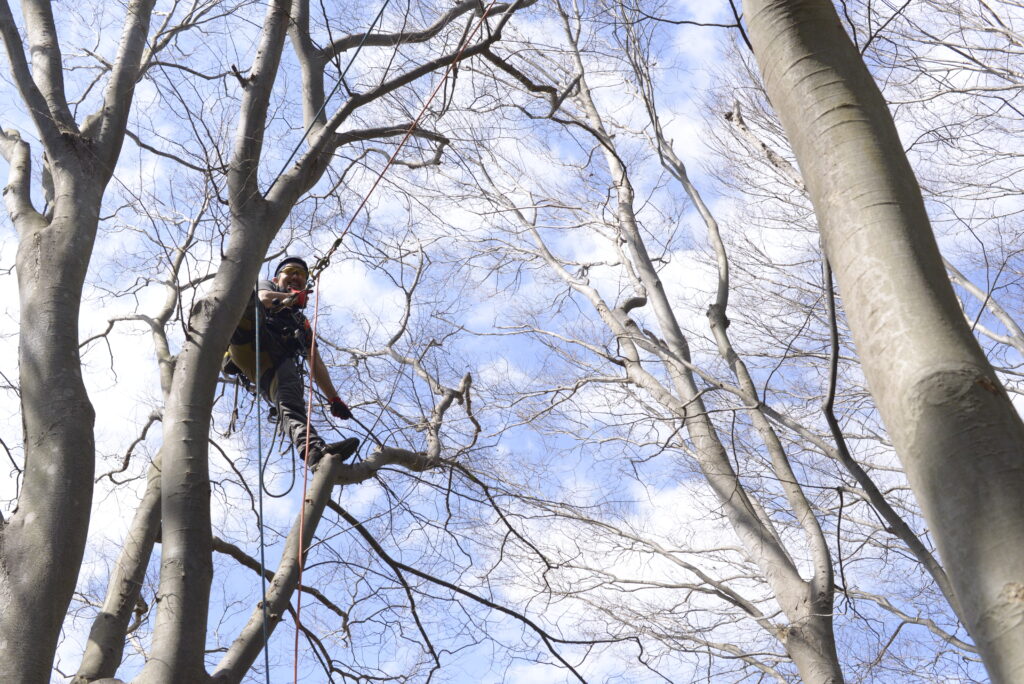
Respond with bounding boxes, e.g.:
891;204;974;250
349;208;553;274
228;256;357;466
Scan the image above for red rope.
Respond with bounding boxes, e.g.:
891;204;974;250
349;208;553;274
291;2;502;678
308;0;505;281
294;276;321;684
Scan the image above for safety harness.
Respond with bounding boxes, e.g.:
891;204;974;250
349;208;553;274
223;287;312;388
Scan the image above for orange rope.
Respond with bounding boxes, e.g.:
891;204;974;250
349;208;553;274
291;2;503;678
294;276;321;683
308;0;506;282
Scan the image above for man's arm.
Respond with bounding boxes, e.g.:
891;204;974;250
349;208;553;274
309;343;338;398
310;342;352;420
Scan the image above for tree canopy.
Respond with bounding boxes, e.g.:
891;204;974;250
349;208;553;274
1;0;1022;682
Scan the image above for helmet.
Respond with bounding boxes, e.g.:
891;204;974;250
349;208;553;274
275;256;309;276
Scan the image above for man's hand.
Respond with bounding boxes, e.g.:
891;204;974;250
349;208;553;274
289;288;309;308
329;396;352;420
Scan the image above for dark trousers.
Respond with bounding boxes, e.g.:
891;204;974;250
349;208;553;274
229;344;325;456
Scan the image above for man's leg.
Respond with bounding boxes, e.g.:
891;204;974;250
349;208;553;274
263;356;327;462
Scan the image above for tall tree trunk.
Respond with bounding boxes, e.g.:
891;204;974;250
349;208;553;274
138;235;273;683
784;596;844;684
0;0;154;677
138;0;293;676
0;184;100;684
742;1;1024;680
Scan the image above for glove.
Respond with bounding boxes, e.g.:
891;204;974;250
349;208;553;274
329;396;352;420
289;288;309;308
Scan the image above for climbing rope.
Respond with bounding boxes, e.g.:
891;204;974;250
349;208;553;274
306;0;507;282
293;276;321;684
253;282;272;684
289;1;507;677
259;438;299;498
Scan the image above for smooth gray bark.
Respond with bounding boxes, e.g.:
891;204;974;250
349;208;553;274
0;18;94;677
74;462;161;683
0;171;100;684
0;0;154;678
725;104;967;624
137;223;279;683
75;194;202;683
137;0;293;677
743;1;1024;680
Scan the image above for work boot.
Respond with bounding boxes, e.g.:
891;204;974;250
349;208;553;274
321;438;360;464
303;438;360;470
302;442;327;469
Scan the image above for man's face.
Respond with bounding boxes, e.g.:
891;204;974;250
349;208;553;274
276;265;308;291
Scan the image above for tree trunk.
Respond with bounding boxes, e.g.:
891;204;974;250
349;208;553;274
137;0;293;676
0;170;100;684
137;252;268;683
784;591;843;684
742;1;1024;680
0;0;155;677
74;461;161;682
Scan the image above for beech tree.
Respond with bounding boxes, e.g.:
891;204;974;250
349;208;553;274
1;0;159;680
741;0;1024;680
397;0;1015;679
3;0;1023;681
0;1;544;682
458;3;950;681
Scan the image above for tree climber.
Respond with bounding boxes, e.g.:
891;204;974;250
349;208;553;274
226;256;358;467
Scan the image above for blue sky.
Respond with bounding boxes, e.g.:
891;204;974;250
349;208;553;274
0;0;1010;681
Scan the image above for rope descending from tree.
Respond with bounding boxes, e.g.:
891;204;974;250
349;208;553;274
306;0;515;282
289;1;510;678
253;280;272;684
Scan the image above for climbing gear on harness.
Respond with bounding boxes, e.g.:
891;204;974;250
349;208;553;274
225;279;324;463
329;396;352;420
226;291;309;401
263;307;312;360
